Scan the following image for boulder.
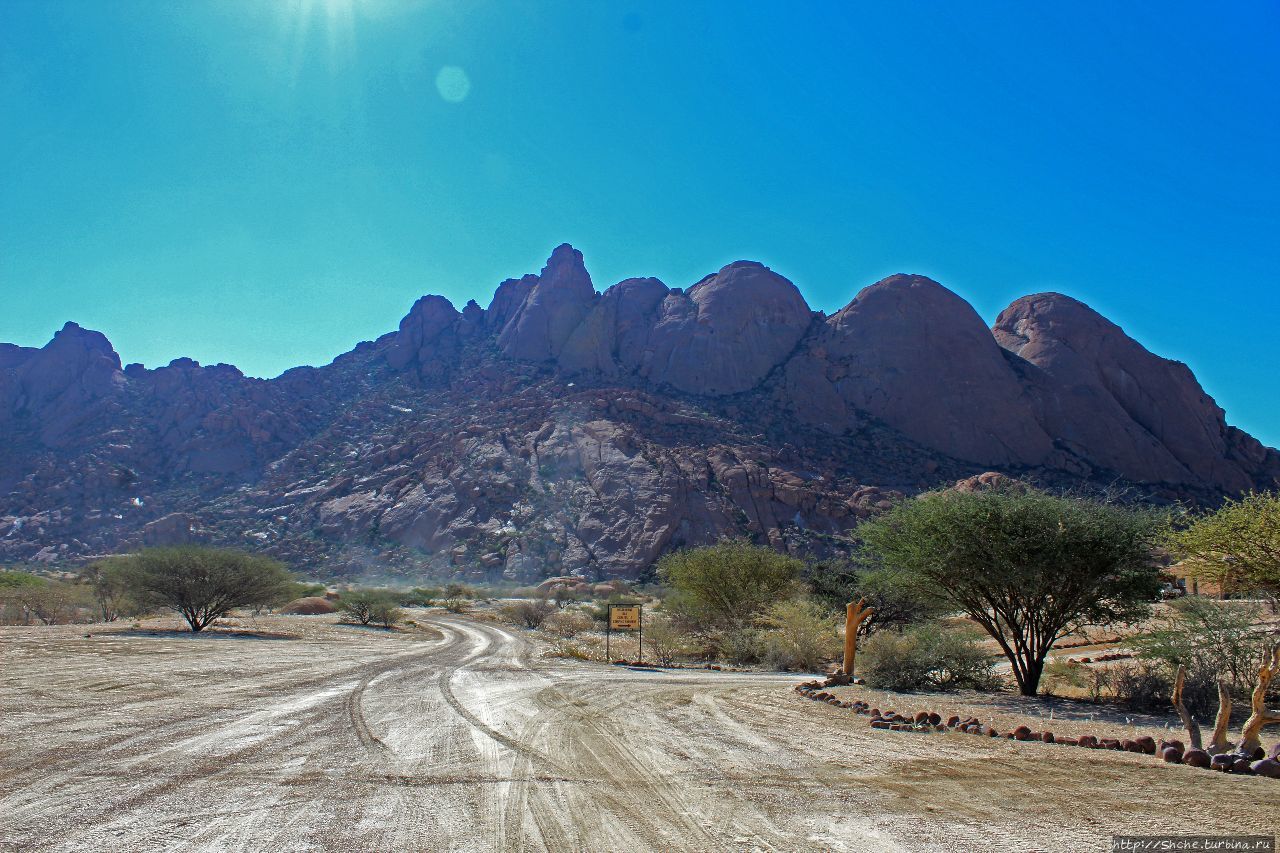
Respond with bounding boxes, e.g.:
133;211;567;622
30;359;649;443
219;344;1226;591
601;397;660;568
1249;758;1280;778
1183;749;1211;769
785;275;1053;465
280;596;337;615
497;244;596;362
637;261;813;395
993;293;1265;490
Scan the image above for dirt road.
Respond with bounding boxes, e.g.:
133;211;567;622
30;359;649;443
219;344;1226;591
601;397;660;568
1;613;1275;852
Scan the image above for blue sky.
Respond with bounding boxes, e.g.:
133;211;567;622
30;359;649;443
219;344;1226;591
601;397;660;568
2;1;1277;446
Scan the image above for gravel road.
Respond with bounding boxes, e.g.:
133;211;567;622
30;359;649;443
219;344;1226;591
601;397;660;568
1;613;1275;852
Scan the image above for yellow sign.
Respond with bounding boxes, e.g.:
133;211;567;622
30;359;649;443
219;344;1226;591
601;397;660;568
609;605;641;630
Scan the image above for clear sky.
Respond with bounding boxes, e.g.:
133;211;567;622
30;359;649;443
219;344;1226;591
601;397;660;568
2;2;1277;446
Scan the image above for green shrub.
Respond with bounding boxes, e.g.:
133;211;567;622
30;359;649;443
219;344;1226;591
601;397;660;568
758;599;840;672
860;624;999;691
498;598;555;629
338;590;403;628
855;486;1166;695
643;614;693;666
114;546;296;632
543;609;593;639
441;582;474;613
0;578;93;625
716;627;764;666
657;539;804;632
399;587;441;607
1133;597;1275;699
802;560;949;632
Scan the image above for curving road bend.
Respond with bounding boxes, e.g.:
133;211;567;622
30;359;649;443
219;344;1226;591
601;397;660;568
1;614;1275;852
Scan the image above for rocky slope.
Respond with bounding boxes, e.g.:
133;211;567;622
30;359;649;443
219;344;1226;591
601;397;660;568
2;245;1276;581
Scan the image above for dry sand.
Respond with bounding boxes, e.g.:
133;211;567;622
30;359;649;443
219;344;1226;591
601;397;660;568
1;611;1276;852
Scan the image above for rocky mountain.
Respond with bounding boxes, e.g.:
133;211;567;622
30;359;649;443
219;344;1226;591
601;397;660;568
2;244;1276;581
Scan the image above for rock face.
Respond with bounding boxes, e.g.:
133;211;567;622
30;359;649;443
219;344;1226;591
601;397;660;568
784;275;1053;466
1;245;1276;580
993;294;1266;490
496;244;595;362
638;262;813;394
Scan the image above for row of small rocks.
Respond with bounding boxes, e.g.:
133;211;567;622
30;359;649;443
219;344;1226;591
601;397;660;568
1052;636;1123;651
611;660;727;671
794;680;1280;779
1071;652;1133;664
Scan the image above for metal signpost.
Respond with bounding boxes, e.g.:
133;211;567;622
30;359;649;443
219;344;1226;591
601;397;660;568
606;604;642;662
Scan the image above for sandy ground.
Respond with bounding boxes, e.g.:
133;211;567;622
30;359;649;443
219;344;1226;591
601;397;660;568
1;611;1276;852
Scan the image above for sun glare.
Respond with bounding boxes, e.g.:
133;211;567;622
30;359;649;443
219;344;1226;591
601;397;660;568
283;0;360;74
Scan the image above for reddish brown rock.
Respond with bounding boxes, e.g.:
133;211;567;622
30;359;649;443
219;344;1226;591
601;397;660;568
993;293;1277;490
1183;749;1211;768
386;295;460;373
638;261;813;395
497;244;596;362
1250;758;1280;778
784;275;1054;466
2;245;1276;578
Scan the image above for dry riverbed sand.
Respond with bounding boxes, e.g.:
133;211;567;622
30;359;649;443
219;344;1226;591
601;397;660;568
1;612;1276;852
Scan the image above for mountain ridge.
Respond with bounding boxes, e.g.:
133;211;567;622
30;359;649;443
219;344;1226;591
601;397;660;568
2;244;1276;580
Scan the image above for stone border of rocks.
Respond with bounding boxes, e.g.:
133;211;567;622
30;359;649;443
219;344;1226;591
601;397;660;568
793;679;1280;779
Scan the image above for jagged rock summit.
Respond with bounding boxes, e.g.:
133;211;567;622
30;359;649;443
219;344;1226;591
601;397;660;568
2;244;1276;579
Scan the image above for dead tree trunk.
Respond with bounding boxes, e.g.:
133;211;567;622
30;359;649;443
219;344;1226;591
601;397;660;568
1171;665;1202;750
1207;680;1234;755
1238;643;1280;758
841;599;874;680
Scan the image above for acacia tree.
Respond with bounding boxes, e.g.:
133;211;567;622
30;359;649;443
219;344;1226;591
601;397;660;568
1;575;88;625
79;558;134;622
1173;491;1280;600
118;546;295;632
657;539;804;632
802;558;949;634
338;590;403;629
856;487;1166;696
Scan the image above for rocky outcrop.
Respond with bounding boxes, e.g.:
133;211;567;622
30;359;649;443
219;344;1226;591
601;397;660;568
1;244;1275;580
386;294;461;376
496;243;595;361
635;262;813;394
559;277;668;377
1;322;125;446
992;294;1274;491
783;275;1054;466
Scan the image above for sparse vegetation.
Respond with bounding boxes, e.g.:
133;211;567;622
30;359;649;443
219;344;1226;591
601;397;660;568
78;558;136;622
642;614;692;666
441;583;474;613
498;597;555;629
337;590;403;628
541;608;592;639
1129;597;1278;715
399;587;441;607
757;599;841;672
0;574;91;625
